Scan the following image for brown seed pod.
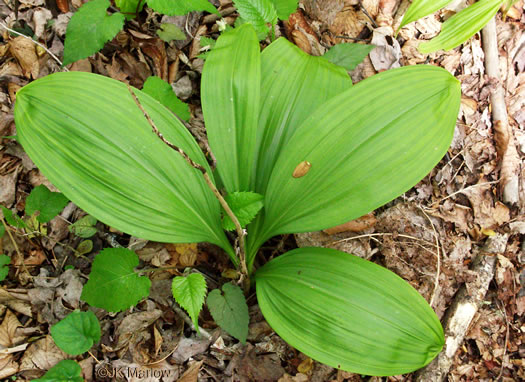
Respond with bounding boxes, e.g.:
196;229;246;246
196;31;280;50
292;161;311;178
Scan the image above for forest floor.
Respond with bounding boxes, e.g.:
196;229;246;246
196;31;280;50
0;0;524;381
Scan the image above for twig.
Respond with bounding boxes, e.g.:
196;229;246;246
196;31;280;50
415;234;507;381
419;206;441;308
481;17;520;205
427;180;500;207
88;350;102;365
172;303;212;339
0;22;67;70
358;0;378;28
1;216;29;275
126;86;248;280
496;299;509;381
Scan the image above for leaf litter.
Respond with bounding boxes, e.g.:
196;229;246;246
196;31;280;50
0;0;524;380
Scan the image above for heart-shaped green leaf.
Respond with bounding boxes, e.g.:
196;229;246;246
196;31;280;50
14;71;234;260
172;273;207;332
248;65;460;265
51;311;101;355
81;248;151;312
256;247;444;376
33;360;83;382
207;283;249;343
25;185;69;223
201;24;261;192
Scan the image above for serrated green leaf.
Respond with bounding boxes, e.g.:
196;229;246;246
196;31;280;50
0;254;10;282
33;360;84;382
69;216;98;238
146;0;219;16
398;0;454;31
222;192;263;231
1;206;27;229
269;0;298;20
142;76;190;121
25;185;69;223
233;0;278;39
63;0;125;66
76;240;93;255
51;310;101;355
172;273;207;332
202;24;260;192
256;247;444;376
156;23;186;42
81;248;151;312
115;0;144;19
322;43;375;71
14;71;235;262
207;283;249;343
419;0;503;54
200;36;216;48
248;65;460;266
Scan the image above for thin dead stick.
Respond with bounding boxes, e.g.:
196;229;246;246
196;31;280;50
419;206;441;308
1;216;30;275
427;180;500;207
481;17;520;205
330;232;438;248
126;86;248;281
88;350;102;365
358;0;379;28
0;22;67;70
173;303;212;339
415;234;506;381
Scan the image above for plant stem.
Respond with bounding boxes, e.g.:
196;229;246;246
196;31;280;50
0;22;67;69
127;86;249;283
1;216;30;275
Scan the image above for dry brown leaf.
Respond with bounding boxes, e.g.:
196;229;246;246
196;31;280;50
323;213;377;235
370;26;401;71
0;310;24;348
297;357;314;374
114;309;162;354
9;37;39;79
70;58;92;72
0;288;32;317
19;335;68;372
0;171;18;206
177;360;203;382
56;0;69;12
285;10;324;55
0;354;18;379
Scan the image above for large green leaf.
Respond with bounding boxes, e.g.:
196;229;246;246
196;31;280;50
14;72;234;260
254;37;352;193
33;360;84;382
256;247;444;376
201;24;261;192
398;0;454;31
146;0;219;15
248;65;460;265
419;0;503;53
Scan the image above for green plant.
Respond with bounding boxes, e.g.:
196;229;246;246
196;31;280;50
63;0;299;65
14;24;461;375
33;360;83;382
398;0;510;53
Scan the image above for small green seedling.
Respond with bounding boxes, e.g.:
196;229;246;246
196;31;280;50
14;24;461;375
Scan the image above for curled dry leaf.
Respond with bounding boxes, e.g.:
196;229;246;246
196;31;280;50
56;0;69;13
19;335;68;373
323;213;377;235
9;37;39;79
